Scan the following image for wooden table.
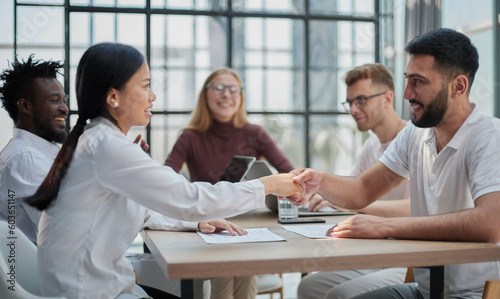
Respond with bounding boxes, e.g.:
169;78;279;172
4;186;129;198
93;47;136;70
141;208;500;299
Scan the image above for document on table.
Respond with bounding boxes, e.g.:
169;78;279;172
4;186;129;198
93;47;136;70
197;228;286;244
282;223;337;239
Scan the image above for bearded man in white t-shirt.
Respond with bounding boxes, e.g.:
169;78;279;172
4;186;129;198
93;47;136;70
293;28;500;299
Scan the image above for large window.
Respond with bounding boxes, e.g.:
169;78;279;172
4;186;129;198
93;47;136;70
442;0;495;116
2;0;398;175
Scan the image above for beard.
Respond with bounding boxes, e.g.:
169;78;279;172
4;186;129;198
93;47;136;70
33;116;67;143
411;86;448;128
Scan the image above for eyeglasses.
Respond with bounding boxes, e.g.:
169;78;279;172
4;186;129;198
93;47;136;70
206;82;241;96
341;91;387;112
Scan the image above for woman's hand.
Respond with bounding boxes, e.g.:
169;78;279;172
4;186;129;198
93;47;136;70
259;173;305;205
133;134;149;153
198;219;247;236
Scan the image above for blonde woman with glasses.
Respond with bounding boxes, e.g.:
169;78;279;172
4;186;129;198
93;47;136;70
165;68;294;299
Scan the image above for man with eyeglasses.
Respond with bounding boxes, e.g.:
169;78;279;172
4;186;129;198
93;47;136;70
297;63;411;299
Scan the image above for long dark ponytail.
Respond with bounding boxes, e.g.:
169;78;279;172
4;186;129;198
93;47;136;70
26;42;145;210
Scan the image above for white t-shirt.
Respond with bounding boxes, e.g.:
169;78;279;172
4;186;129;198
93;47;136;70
351;133;410;201
38;117;265;299
380;103;500;299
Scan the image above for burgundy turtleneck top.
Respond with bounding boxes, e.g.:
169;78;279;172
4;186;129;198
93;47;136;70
165;120;294;184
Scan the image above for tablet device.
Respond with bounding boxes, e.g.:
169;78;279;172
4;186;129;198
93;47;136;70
245;160;274;180
219;156;256;182
244;160;279;212
298;206;356;217
278;218;326;224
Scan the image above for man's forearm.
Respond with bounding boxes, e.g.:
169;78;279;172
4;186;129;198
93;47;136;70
385;200;500;243
358;199;411;217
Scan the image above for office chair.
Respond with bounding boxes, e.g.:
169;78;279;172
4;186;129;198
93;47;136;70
0;222;66;299
257;274;283;299
482;280;500;299
405;267;500;299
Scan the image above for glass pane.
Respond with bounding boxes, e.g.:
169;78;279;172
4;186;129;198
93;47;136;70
117;14;146;48
0;1;14;44
151;68;198;111
70;0;145;7
70;13;90;47
16;6;64;45
152;0;227;10
93;13;116;43
81;0;116;6
70;0;90;5
233;0;304;14
117;0;145;7
151;15;226;67
149;114;191;165
468;31;494;115
0;32;15;145
0;50;13;74
18;0;64;4
0;0;14;138
380;1;405;116
151;15;227;112
247;114;305;168
442;0;491;29
151;67;211;113
71;13;146;49
309;20;375;111
0;105;14;147
442;0;494;116
309;114;364;175
310;0;374;16
233;18;305;112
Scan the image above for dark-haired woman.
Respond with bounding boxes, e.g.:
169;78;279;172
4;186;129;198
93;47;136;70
28;43;304;299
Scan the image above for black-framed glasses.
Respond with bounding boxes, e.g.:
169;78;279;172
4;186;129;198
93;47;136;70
341;91;387;112
206;82;241;96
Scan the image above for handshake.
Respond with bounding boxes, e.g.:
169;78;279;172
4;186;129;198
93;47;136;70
258;168;322;206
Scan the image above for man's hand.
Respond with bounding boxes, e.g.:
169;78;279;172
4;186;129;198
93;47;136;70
133;134;149;153
291;168;323;195
198;219;247;236
326;214;390;239
284;168;324;204
307;193;333;211
307;193;355;213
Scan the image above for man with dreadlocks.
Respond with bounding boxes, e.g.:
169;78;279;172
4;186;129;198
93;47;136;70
0;54;67;244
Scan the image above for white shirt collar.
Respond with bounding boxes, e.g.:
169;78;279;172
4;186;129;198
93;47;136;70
13;128;60;157
423;102;480;152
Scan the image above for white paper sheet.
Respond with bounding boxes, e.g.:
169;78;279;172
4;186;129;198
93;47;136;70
197;228;286;244
282;223;337;239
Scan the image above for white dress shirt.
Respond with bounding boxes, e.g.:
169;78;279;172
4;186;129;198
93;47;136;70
38;117;265;299
0;128;60;244
380;104;500;299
